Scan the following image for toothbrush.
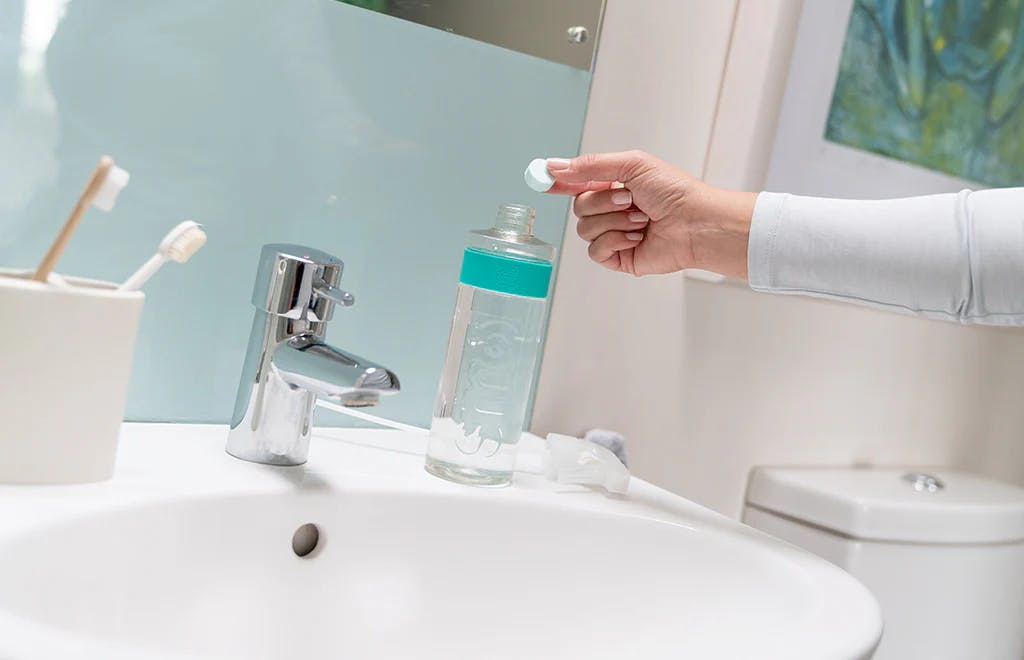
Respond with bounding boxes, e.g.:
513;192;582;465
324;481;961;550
119;221;207;291
32;156;130;282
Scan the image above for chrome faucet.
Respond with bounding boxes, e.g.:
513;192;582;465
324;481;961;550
226;244;400;466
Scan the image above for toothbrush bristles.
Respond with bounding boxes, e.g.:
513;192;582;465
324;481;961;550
91;164;130;212
119;220;207;291
162;222;207;263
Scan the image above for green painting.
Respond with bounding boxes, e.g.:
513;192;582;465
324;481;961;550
826;0;1024;186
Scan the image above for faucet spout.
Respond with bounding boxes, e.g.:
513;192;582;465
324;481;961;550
273;334;400;403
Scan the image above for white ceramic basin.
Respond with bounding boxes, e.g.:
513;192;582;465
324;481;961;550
0;425;881;659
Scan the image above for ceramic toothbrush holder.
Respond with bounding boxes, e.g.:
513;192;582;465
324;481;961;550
0;269;144;484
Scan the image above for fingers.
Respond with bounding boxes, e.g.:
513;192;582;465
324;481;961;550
547;150;656;185
547;179;615;196
587;230;644;267
573;187;637;217
576;210;649;241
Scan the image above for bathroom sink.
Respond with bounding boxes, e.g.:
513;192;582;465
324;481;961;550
0;425;881;659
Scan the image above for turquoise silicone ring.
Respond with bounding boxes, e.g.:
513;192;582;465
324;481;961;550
458;247;552;298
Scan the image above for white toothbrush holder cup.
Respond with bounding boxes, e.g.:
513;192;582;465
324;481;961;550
0;269;144;484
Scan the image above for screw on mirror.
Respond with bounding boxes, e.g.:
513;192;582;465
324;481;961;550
567;26;589;44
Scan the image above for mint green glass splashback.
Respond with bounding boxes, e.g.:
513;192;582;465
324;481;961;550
0;1;589;424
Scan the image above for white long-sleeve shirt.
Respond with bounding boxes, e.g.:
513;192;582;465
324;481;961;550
747;188;1024;325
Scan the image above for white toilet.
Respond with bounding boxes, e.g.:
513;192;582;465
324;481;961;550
743;467;1024;660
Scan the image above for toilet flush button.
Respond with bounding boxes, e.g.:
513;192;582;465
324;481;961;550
901;472;945;493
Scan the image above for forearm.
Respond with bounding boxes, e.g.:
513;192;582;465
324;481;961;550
746;188;1024;325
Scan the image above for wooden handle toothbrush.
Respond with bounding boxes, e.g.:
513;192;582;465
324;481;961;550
32;156;130;282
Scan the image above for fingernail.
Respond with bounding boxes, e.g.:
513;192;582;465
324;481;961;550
547;158;571;171
628;211;648;223
625;232;644;241
611;190;632;205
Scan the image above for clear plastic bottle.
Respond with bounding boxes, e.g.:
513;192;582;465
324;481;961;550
425;204;555;487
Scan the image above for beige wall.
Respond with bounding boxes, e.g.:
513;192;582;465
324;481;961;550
532;0;736;498
533;0;1024;517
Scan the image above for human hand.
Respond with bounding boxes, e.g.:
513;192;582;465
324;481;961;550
545;151;756;279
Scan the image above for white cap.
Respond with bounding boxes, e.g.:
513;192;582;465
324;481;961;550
545;433;630;494
524;158;555;193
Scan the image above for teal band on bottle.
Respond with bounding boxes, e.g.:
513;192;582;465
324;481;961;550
459;248;552;298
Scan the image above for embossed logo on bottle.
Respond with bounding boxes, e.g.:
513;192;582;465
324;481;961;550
453;309;523;454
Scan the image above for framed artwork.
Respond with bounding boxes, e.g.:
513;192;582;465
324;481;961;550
767;0;1024;198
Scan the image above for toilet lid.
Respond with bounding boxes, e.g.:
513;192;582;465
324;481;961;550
746;467;1024;544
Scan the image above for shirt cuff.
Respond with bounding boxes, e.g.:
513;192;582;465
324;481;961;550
747;191;788;292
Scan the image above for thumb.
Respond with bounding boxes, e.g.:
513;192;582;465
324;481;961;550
546;150;656;185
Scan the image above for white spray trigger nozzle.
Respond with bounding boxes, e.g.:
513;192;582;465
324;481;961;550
545;433;630;494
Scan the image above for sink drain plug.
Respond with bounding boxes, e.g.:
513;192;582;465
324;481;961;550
292;523;321;558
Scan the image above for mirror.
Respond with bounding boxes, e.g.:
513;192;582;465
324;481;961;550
338;0;605;70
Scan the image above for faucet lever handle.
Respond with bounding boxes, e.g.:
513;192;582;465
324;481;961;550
314;282;355;308
253;244;352;321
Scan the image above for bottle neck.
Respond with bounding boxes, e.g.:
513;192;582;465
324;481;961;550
493;204;536;237
468;203;555;263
